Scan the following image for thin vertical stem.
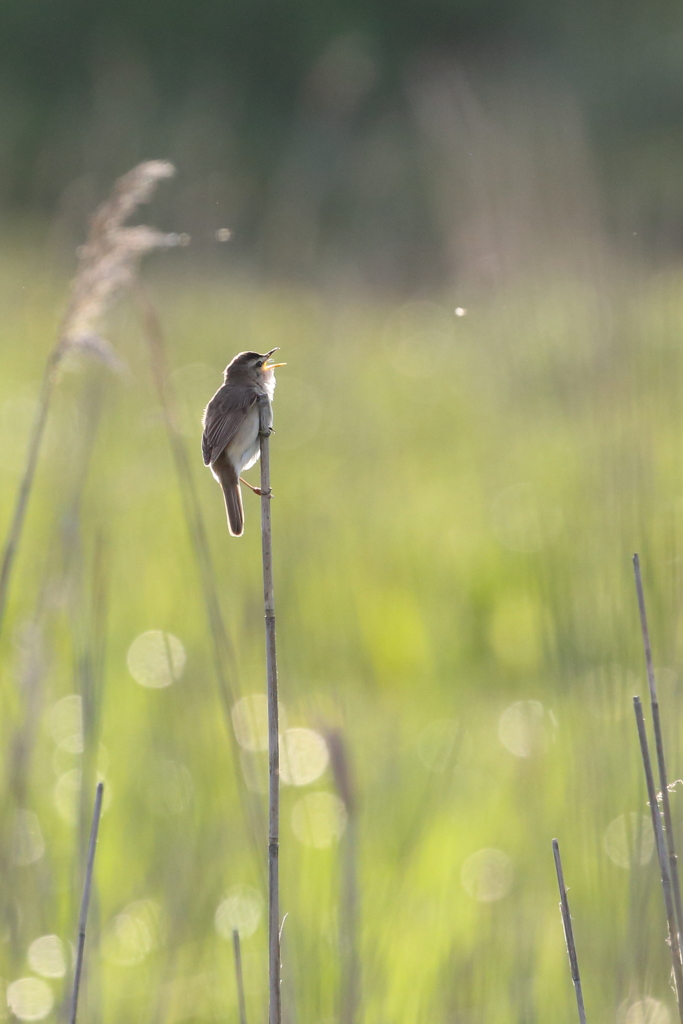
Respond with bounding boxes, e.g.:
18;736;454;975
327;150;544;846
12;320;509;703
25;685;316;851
0;352;60;642
232;930;248;1024
633;553;683;948
70;781;104;1024
633;696;683;1021
259;400;280;1024
552;839;587;1024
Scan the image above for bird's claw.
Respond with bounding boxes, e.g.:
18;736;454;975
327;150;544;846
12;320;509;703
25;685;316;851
239;477;273;497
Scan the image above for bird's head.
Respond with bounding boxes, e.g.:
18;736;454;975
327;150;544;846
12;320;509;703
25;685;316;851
224;348;286;384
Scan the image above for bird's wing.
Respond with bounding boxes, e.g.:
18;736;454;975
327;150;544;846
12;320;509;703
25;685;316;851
202;387;259;466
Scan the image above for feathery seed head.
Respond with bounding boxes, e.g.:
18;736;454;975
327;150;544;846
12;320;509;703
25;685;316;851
58;161;183;365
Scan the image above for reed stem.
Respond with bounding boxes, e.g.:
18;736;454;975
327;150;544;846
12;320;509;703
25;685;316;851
632;553;683;949
552;839;587;1024
70;781;104;1024
633;696;683;1021
258;398;280;1024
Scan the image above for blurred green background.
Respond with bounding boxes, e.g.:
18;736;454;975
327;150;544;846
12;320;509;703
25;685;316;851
3;2;683;1023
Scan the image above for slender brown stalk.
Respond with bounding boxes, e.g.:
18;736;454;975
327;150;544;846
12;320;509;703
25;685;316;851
552;839;587;1024
633;696;683;1020
232;930;248;1024
70;781;104;1024
258;398;280;1024
633;553;683;947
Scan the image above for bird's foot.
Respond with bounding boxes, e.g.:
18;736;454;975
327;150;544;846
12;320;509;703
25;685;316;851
240;477;272;497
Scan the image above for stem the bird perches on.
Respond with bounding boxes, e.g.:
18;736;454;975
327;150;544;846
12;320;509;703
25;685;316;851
633;696;683;1021
258;398;280;1024
552;839;587;1024
70;781;104;1024
632;553;683;950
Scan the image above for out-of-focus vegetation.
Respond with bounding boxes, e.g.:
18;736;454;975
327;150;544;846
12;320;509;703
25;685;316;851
2;218;683;1020
3;0;683;286
4;0;683;1018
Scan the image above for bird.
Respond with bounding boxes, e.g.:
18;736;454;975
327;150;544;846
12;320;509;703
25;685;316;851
202;348;285;536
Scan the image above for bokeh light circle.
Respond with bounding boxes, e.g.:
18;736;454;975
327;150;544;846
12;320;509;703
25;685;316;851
603;813;653;869
232;695;269;752
280;728;329;786
498;700;552;758
27;935;66;978
127;631;185;689
291;792;347;848
48;695;83;752
461;848;513;902
53;770;81;824
53;771;111;825
6;978;53;1020
618;997;671;1024
215;885;263;939
52;741;109;778
101;900;161;966
231;695;288;752
10;810;44;866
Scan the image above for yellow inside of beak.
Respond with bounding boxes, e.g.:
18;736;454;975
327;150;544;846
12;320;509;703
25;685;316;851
263;361;287;370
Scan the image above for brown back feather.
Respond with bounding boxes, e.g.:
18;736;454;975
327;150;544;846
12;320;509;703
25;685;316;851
202;384;258;466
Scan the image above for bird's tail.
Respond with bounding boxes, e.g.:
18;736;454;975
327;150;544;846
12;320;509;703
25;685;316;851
214;461;244;537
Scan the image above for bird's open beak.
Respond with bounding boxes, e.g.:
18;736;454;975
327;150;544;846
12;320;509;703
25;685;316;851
262;347;286;369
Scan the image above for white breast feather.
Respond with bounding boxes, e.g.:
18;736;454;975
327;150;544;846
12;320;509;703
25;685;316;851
226;405;261;474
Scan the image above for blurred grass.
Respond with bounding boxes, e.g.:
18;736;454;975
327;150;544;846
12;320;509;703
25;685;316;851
2;239;683;1022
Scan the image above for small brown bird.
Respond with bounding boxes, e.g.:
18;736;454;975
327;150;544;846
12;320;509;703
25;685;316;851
202;349;285;536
